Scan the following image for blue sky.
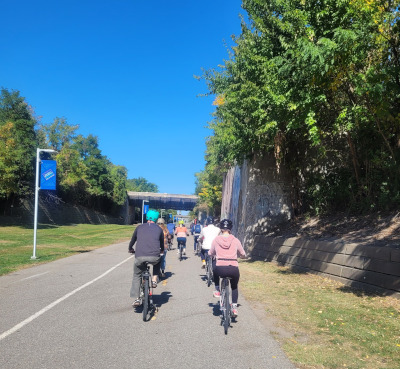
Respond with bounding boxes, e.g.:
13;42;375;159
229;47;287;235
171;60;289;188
1;0;244;195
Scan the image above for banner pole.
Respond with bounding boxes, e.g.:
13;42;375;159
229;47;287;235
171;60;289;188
32;148;57;260
32;148;40;260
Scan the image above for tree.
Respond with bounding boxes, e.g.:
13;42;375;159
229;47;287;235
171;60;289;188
200;0;400;213
0;88;37;200
38;117;79;151
127;177;159;193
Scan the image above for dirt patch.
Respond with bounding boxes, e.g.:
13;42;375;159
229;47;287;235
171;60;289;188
266;211;400;248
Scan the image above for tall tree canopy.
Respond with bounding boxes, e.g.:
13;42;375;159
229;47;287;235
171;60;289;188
0;89;37;199
201;0;400;214
0;87;156;214
127;177;159;193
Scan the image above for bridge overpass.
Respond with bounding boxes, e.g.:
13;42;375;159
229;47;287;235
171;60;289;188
127;191;199;223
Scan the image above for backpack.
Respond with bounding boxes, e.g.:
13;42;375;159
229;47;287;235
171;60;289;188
194;224;201;234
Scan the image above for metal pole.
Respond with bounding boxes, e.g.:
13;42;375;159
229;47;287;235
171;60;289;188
141;200;144;224
32;149;40;259
32;148;57;260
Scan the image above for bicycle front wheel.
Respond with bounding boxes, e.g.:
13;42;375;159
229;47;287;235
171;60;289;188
142;278;150;321
206;260;213;287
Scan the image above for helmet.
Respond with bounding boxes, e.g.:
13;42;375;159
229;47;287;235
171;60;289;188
157;218;165;224
146;209;159;222
219;219;233;230
178;220;184;225
205;216;214;226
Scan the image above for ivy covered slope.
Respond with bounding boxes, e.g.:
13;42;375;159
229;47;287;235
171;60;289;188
0;88;158;215
199;0;400;215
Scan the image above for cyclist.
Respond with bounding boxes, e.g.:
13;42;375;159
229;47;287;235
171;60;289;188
129;209;164;307
193;222;202;254
198;216;220;268
175;220;189;255
166;220;175;247
208;219;246;317
157;217;170;278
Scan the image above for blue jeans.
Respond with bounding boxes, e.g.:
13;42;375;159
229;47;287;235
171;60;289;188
160;250;167;271
177;237;186;250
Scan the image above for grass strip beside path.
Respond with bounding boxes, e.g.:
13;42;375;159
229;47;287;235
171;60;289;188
240;260;400;369
0;224;134;275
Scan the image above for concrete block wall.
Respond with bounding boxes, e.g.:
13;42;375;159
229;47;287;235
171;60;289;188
251;236;400;298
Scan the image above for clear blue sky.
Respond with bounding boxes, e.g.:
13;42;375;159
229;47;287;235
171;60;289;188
1;0;244;195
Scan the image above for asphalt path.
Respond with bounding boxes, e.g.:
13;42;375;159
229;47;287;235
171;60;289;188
0;236;296;369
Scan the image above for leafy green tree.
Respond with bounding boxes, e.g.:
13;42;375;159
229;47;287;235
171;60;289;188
201;0;400;214
127;177;159;192
0;88;37;199
109;165;128;205
38;117;79;151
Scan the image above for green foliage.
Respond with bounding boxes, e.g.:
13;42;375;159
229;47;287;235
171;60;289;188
0;87;157;215
126;177;159;193
0;89;37;199
201;0;400;214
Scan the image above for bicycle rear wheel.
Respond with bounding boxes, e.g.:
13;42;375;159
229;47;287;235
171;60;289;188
206;258;213;287
223;280;230;334
142;278;150;321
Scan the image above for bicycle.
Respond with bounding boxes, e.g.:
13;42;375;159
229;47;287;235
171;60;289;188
194;235;201;255
219;277;233;334
167;235;172;251
205;254;213;287
139;261;156;321
177;239;185;261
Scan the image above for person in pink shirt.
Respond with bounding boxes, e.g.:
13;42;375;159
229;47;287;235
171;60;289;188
208;219;246;317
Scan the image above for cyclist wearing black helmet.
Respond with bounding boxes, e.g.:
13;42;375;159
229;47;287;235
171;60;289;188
208;218;246;317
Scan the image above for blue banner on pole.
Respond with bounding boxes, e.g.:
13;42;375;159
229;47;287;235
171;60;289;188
143;205;149;214
40;160;57;190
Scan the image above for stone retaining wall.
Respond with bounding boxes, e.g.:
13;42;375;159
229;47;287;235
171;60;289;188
252;236;400;298
221;153;292;249
1;198;127;225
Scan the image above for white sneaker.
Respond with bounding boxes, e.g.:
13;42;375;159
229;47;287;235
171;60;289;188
231;304;238;317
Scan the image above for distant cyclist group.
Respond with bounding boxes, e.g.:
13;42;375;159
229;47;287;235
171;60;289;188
128;210;246;320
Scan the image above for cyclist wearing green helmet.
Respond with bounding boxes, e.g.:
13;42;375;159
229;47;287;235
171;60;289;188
129;209;164;307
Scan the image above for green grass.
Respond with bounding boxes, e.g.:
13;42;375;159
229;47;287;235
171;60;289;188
240;260;400;369
0;223;135;275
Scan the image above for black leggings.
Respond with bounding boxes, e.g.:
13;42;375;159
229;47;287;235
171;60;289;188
212;261;240;304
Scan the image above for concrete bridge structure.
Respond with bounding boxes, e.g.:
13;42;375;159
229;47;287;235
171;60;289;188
127;191;199;223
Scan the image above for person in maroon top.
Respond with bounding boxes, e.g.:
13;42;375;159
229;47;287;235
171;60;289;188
208;219;246;317
129;209;164;307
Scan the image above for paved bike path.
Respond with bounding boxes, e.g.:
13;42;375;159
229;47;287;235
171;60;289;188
0;237;296;369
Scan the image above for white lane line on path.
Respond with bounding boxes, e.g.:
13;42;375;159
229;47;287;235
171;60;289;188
0;255;134;342
21;271;50;281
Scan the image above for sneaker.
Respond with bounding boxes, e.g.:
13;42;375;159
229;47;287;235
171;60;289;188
201;260;206;269
132;298;141;307
231;304;238;317
213;290;220;298
183;249;186;255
